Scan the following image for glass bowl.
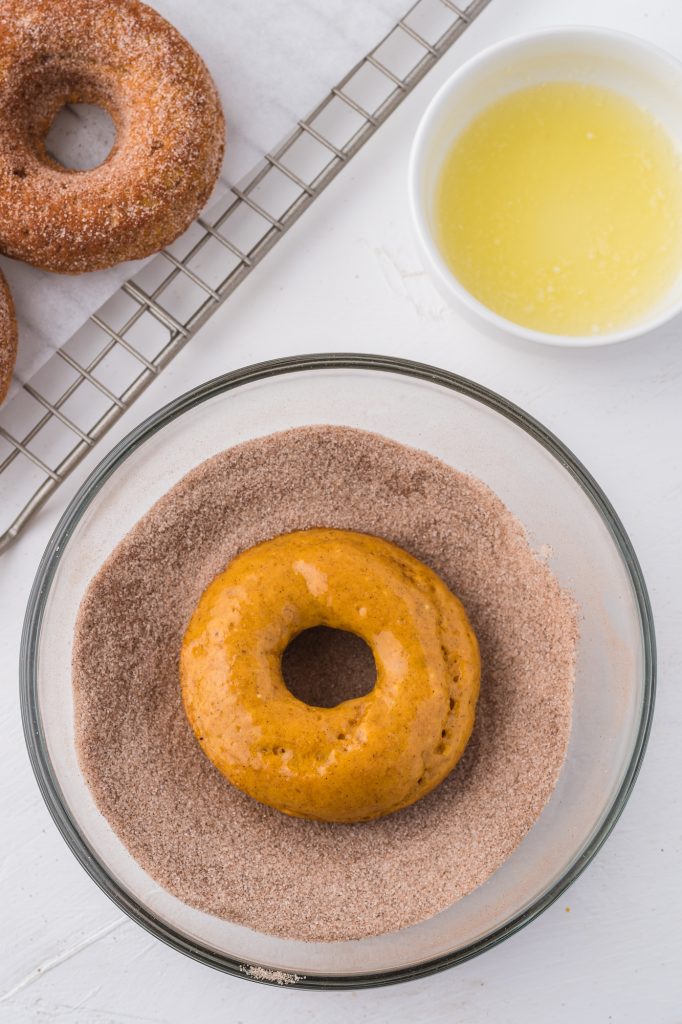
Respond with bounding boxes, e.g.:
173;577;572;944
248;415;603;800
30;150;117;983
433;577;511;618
21;354;655;988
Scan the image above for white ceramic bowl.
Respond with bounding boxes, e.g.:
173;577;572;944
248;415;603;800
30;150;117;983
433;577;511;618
409;27;682;347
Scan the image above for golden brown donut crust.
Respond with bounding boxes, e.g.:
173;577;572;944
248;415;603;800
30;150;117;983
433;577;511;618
0;0;225;273
181;529;481;823
0;268;17;404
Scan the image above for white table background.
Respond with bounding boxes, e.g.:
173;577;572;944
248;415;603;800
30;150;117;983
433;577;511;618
1;0;681;1020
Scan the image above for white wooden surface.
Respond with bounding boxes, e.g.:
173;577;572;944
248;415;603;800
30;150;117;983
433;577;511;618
1;1;681;1020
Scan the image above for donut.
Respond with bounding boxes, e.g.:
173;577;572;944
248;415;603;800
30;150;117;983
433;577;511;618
181;529;481;823
0;269;17;404
0;0;225;273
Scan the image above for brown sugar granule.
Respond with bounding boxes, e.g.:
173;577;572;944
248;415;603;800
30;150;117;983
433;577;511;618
73;426;578;942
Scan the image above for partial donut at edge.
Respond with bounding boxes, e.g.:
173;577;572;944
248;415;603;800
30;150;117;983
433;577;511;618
0;268;17;404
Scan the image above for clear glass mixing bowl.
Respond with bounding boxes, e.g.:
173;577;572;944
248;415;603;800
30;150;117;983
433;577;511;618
21;355;655;988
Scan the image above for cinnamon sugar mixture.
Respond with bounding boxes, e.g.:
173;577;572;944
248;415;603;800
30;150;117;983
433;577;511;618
73;426;577;942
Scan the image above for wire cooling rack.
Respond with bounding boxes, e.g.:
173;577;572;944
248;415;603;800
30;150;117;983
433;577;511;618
0;0;491;554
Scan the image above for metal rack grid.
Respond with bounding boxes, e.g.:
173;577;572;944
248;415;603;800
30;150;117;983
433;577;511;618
0;0;491;554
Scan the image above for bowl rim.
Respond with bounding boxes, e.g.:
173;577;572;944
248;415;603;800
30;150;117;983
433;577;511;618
408;24;682;348
20;353;656;989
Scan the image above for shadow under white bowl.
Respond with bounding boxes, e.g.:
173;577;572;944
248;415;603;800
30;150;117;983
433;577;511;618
21;355;654;987
409;27;682;347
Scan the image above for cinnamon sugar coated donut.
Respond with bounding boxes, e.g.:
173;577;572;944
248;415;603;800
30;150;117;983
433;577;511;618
0;0;225;273
0;269;17;404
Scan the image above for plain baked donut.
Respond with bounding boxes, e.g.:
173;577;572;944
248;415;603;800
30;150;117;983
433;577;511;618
0;0;225;273
180;528;481;823
0;268;17;404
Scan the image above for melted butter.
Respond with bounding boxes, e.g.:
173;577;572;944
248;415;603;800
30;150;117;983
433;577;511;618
435;82;682;335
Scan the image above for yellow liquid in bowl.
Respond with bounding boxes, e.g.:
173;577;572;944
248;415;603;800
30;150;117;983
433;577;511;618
435;82;682;335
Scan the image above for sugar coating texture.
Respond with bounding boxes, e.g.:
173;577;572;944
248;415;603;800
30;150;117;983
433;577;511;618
73;426;578;942
0;270;17;403
0;0;225;273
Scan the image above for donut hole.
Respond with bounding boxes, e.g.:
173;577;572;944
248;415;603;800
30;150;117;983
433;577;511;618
281;626;376;709
45;103;116;171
